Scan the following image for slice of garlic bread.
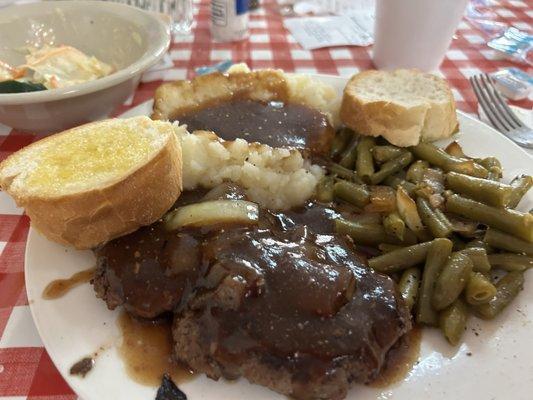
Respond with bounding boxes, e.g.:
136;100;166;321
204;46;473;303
340;69;458;147
0;116;182;249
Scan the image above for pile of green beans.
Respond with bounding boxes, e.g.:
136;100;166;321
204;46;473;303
322;129;532;346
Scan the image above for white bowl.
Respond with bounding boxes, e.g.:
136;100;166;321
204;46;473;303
0;1;170;133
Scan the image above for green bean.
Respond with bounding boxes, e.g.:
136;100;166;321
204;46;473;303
330;128;354;159
416;197;453;238
338;136;359;169
383;175;417;196
465;272;497;305
350;212;382;225
488;253;533;272
416;238;453;326
399;267;421;311
383;212;406;241
433;252;473;310
479;158;502;178
372;145;404;163
410;143;489;178
465;239;493;253
333;180;370;208
460;247;491;273
446;194;533;243
476;157;502;173
472;271;524;319
434;208;454;231
355;137;376;181
370;152;413;185
335;219;417;246
328;163;363;183
368;241;433;273
406;160;429;183
378;243;403;253
453;160;489;177
474;157;503;181
439;299;468;346
484;228;533;256
445;172;514;208
315;177;334;203
508;175;533;208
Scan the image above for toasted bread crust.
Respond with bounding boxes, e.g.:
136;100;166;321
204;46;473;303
152;69;289;121
340;70;458;147
0;120;182;250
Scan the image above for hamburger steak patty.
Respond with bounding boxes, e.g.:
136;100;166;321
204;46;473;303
173;225;411;399
93;185;412;399
93;190;211;319
93;225;203;319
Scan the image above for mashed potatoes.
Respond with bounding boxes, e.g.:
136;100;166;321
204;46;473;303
174;124;324;210
158;64;337;210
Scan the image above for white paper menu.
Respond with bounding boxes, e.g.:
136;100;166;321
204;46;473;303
283;12;375;50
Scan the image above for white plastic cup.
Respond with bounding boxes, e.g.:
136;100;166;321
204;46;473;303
373;0;469;71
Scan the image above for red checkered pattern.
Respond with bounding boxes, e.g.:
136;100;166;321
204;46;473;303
0;0;531;398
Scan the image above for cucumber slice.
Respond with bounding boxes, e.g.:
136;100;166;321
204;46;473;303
0;80;47;93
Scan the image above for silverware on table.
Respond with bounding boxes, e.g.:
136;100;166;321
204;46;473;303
470;73;533;149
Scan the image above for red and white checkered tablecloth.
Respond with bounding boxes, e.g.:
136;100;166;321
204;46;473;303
0;0;531;398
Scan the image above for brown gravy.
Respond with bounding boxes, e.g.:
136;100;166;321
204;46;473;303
117;312;194;387
370;327;422;388
176;99;334;157
43;267;96;300
95;187;413;392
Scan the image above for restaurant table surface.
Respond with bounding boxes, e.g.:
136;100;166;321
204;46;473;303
0;0;532;398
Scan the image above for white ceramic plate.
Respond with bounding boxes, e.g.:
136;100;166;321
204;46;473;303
25;75;533;400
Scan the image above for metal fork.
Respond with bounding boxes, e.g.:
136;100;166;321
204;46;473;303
469;73;533;149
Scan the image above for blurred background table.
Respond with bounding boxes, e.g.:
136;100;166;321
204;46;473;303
122;0;532;115
0;0;531;398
